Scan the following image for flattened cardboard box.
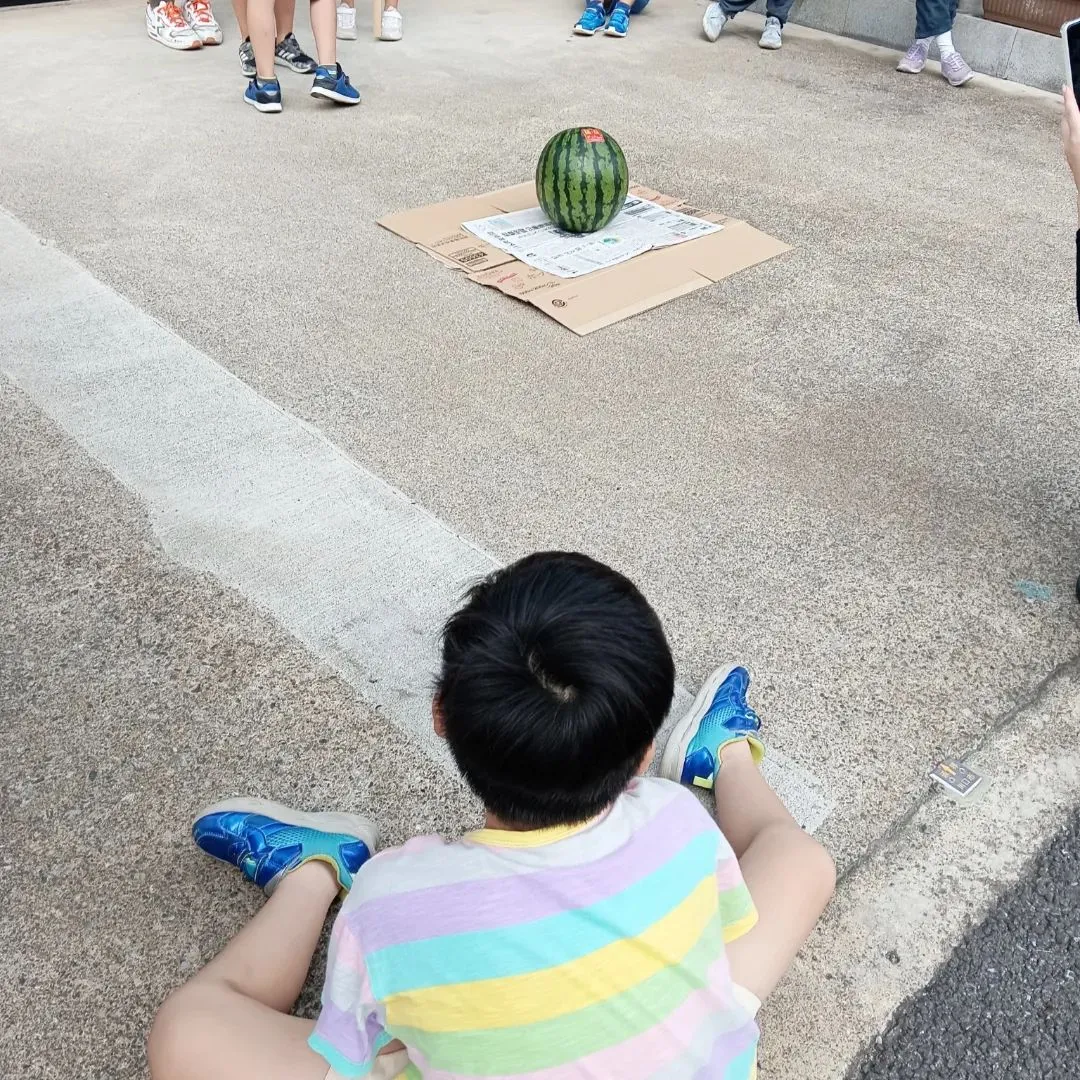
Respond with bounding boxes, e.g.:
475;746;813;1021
378;182;791;336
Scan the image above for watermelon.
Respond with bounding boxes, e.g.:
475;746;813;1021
535;127;629;235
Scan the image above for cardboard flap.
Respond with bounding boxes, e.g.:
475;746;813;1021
487;182;541;213
378;196;516;273
684;219;792;282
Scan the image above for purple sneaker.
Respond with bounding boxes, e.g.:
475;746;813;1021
940;51;974;87
897;39;929;74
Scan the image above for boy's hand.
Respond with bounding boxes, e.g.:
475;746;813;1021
1063;86;1080;192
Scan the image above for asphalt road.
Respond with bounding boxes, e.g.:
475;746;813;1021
853;807;1080;1080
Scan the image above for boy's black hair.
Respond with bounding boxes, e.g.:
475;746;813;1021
436;551;675;829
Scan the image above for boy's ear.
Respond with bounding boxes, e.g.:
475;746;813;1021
432;695;447;739
637;741;655;776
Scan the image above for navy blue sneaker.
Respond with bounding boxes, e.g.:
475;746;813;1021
192;799;377;894
574;1;607;35
310;64;360;105
604;1;631;36
660;665;766;791
244;77;283;113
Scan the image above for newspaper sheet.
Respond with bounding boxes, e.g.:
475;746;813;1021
462;195;724;279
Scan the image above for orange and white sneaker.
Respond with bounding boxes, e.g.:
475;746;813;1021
182;0;223;45
146;1;201;49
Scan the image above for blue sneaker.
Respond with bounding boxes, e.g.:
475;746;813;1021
192;799;377;894
244;77;283;113
310;63;360;105
574;1;607;35
604;2;631;36
660;665;766;791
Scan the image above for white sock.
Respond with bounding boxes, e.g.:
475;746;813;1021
936;31;956;58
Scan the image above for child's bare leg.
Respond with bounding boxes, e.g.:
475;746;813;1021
247;0;277;76
714;741;836;1002
310;0;337;65
147;862;338;1080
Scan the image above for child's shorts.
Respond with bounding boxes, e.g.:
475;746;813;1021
323;985;761;1080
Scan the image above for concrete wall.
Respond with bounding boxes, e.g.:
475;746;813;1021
751;0;1063;92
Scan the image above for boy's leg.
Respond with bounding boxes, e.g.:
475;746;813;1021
712;740;836;1002
247;0;277;76
660;665;836;1004
310;0;337;65
148;863;338;1080
764;0;794;25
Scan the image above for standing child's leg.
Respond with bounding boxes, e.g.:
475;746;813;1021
660;665;836;1002
148;800;377;1080
379;0;402;41
309;0;361;103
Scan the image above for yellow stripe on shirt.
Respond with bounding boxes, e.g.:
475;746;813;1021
383;874;719;1033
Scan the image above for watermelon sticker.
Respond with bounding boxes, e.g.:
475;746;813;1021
580;128;606;143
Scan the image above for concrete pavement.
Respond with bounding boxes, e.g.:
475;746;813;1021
2;0;1079;1076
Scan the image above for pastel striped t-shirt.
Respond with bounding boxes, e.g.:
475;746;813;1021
310;777;760;1079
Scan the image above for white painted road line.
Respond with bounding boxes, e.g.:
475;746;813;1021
0;210;831;831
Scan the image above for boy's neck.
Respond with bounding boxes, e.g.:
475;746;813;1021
483;811;533;832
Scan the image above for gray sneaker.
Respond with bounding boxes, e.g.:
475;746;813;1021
239;36;255;77
940;51;975;87
897;38;929;74
702;1;728;41
758;15;782;50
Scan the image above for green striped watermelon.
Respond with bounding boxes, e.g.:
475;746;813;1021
535;127;629;234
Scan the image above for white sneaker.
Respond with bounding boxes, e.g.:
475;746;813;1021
336;2;357;40
146;1;202;49
758;15;782;49
182;0;222;45
379;6;402;41
703;2;729;42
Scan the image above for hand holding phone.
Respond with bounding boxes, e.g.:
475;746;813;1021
1063;18;1080;93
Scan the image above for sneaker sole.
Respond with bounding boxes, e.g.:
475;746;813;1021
378;32;402;40
896;62;925;74
759;39;782;50
337;27;358;39
310;87;361;104
604;27;627;37
194;797;379;855
197;33;223;45
275;56;316;72
148;29;202;49
946;72;975;86
658;663;740;783
573;25;600;36
245;95;283;113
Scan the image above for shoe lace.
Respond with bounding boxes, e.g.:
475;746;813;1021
162;2;187;25
187;0;210;20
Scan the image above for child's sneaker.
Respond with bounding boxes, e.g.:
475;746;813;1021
702;1;728;41
239;36;256;76
275;32;316;72
310;63;361;104
896;38;930;74
146;1;202;50
244;77;283;113
336;2;357;40
181;0;222;45
660;664;766;790
940;51;975;87
758;15;782;49
574;1;607;36
379;6;403;40
604;1;630;36
192;798;377;894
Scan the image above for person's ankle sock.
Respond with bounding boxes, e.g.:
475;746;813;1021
935;31;956;57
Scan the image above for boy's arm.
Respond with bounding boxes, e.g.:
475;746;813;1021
309;915;395;1077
